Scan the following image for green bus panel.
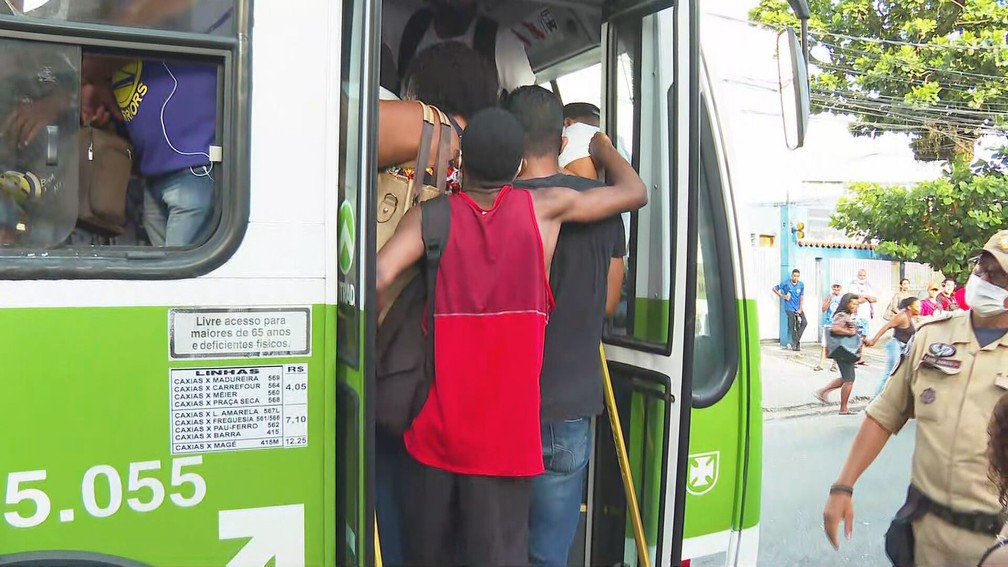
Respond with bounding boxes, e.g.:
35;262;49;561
0;304;336;566
620;299;761;546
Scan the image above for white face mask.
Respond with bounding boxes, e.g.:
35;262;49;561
964;273;1008;317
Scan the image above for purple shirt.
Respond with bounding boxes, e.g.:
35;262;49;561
113;59;217;177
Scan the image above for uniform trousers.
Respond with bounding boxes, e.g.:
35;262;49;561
403;455;532;566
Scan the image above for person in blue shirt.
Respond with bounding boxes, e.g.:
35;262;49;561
773;269;807;351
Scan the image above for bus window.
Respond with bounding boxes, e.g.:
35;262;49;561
692;100;740;406
552;63;601;109
0;1;248;278
0;38;80;247
605;13;671;349
1;1;235;36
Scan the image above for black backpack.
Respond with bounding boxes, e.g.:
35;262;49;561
393;9;499;92
375;196;450;435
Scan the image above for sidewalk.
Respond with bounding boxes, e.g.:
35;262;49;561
760;339;892;419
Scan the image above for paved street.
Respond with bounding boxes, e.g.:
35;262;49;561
758;414;914;566
761;340;890;417
757;341;915;566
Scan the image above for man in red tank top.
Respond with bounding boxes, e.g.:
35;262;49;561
377;108;646;566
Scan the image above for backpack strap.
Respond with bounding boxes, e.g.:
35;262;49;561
398;8;435;89
473;16;499;90
419;195;451;383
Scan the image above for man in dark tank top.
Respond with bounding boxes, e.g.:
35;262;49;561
505;85;627;566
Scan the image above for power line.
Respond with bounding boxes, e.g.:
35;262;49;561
811;29;1008;52
808;95;1005;131
810;39;1008;82
809;83;1008;114
810;60;1008;99
704;11;1008;53
709;10;1008;52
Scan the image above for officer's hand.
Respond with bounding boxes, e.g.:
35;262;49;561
823;492;854;550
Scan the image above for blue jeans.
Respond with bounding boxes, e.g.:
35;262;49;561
143;165;215;246
375;430;408;566
529;417;592;567
874;338;905;398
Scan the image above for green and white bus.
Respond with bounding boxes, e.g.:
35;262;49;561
0;0;807;565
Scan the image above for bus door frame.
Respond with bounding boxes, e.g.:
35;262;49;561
598;0;699;566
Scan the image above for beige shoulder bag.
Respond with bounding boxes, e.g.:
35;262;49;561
376;103;453;324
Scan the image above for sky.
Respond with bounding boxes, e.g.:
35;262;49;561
700;0;947;205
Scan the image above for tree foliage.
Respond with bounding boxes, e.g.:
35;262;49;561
750;0;1008;162
830;152;1008;282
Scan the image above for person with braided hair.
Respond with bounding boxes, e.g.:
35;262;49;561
980;395;1008;566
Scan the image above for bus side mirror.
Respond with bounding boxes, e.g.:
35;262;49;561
777;27;810;150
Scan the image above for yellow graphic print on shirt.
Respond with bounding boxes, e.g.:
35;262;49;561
113;59;148;122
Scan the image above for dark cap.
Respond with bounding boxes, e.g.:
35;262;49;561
461;108;524;185
563;102;600;120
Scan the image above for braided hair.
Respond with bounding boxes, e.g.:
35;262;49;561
987;394;1008;508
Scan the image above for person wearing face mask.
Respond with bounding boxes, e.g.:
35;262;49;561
822;229;1008;567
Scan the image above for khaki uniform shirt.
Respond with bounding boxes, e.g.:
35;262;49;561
867;311;1008;515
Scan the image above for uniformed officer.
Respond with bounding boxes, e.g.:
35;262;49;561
823;229;1008;567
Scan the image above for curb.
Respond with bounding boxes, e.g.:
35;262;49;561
763;396;872;420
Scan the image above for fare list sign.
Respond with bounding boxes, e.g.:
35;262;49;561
169;364;308;454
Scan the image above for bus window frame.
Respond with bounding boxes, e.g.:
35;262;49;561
690;97;741;408
602;12;680;358
0;5;250;280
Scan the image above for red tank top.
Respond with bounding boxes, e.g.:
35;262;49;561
404;186;555;476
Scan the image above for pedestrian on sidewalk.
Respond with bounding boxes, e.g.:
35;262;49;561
848;268;877;366
920;281;944;317
815;293;863;415
773;268;807;351
864;296;920;399
822;229;1008;567
883;278;915;322
937;277;962;312
814;280;844;372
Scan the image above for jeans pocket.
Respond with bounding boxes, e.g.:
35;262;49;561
544;419;590;475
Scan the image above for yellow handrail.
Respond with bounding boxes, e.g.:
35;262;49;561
601;343;652;567
374;515;384;567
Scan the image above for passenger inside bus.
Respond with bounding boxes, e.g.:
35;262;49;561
506;85;627;565
381;0;536;96
378;41;499;174
374;40;501;566
376;106;646;566
559;101;602;179
0;0;229;249
81;53;219;247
